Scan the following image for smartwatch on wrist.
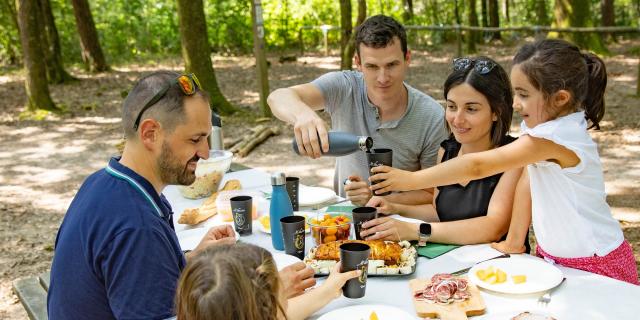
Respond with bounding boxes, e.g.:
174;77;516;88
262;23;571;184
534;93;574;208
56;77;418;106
418;223;431;247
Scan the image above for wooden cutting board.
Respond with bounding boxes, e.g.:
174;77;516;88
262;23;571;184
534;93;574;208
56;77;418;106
409;278;485;320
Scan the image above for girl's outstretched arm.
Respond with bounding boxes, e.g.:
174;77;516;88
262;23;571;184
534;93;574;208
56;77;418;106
286;263;360;320
369;135;579;194
491;169;531;254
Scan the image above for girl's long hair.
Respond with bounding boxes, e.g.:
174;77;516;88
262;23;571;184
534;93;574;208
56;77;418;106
175;243;286;320
513;39;607;129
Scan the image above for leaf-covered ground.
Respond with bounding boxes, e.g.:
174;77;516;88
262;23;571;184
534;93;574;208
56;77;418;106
1;40;639;318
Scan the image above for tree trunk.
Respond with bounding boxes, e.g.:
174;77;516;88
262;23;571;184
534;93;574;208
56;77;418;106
16;0;58;112
70;0;108;72
601;0;616;42
403;0;414;23
488;0;501;40
343;0;366;69
535;0;548;26
481;0;488;27
553;0;608;53
504;0;509;23
339;0;353;70
176;0;236;115
1;0;21;65
454;0;461;25
250;0;271;117
38;0;74;84
466;0;479;53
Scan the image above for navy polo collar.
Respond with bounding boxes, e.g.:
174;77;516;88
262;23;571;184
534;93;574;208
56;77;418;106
105;157;169;219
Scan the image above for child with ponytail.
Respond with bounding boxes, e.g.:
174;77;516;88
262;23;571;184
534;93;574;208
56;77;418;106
367;39;638;284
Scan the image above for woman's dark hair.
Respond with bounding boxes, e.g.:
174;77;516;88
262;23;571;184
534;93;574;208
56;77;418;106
175;243;285;320
512;39;606;129
443;56;513;147
355;15;407;58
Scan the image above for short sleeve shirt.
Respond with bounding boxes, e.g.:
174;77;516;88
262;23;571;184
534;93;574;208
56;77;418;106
47;157;186;319
521;112;623;258
312;71;447;196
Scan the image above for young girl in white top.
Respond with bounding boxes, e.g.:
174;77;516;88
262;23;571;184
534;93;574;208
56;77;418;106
367;39;638;284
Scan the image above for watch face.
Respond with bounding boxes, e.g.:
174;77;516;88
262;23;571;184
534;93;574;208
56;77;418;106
420;223;431;235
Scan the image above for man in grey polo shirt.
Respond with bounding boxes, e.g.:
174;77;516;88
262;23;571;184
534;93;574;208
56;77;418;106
268;15;446;206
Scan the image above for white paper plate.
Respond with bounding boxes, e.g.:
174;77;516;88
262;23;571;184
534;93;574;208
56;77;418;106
299;185;336;206
271;252;302;270
176;226;240;251
317;304;415;320
256;212;311;234
469;255;563;295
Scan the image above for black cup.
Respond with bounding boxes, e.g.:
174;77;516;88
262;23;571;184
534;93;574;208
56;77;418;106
230;195;252;235
280;215;306;259
366;148;393;196
339;242;370;299
352;207;377;240
285;177;300;211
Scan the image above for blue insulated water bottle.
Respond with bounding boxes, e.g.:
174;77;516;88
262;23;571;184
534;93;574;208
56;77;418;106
270;172;293;250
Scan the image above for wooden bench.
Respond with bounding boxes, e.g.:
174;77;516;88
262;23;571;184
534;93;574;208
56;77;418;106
13;271;50;320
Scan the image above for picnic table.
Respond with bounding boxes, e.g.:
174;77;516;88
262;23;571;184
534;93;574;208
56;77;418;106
169;167;640;320
14;164;639;319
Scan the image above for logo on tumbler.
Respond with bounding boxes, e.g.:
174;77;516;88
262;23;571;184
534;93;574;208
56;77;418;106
233;209;246;228
294;232;304;250
369;160;383;168
357;261;368;286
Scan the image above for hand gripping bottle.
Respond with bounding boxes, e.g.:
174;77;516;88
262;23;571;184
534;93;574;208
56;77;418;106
292;131;372;156
269;172;293;250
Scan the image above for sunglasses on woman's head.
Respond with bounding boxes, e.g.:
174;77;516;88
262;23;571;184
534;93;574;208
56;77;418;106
133;73;202;130
452;58;497;75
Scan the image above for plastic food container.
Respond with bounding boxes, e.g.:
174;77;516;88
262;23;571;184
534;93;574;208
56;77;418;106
178;150;233;199
216;190;265;222
307;213;352;246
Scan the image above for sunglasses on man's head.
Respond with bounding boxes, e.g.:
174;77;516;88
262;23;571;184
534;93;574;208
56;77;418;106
133;73;202;130
452;58;497;75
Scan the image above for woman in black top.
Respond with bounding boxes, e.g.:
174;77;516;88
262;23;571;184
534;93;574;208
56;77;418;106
361;57;529;250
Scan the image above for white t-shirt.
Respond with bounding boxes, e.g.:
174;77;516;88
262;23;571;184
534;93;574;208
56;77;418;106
521;111;623;258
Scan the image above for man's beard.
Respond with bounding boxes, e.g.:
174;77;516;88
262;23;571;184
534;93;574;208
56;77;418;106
157;141;199;186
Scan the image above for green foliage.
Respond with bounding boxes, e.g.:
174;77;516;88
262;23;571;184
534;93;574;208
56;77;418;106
50;0;180;64
0;0;20;65
2;0;640;67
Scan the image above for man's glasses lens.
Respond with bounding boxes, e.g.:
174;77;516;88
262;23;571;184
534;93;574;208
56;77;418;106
177;74;201;95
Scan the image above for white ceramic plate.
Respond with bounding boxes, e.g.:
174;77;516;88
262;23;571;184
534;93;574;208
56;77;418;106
257;212;311;234
176;225;240;251
469;255;563;295
478;310;557;320
317;304;415;320
299;185;336;206
271;252;302;270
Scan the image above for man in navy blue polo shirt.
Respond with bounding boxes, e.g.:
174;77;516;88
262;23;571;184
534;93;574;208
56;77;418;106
47;71;237;319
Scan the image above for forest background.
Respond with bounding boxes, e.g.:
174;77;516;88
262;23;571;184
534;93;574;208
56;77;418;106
1;0;639;319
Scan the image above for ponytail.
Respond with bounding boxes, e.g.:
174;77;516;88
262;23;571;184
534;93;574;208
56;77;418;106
582;52;607;130
513;39;608;130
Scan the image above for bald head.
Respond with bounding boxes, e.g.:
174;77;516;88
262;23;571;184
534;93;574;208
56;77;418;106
122;71;210;139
